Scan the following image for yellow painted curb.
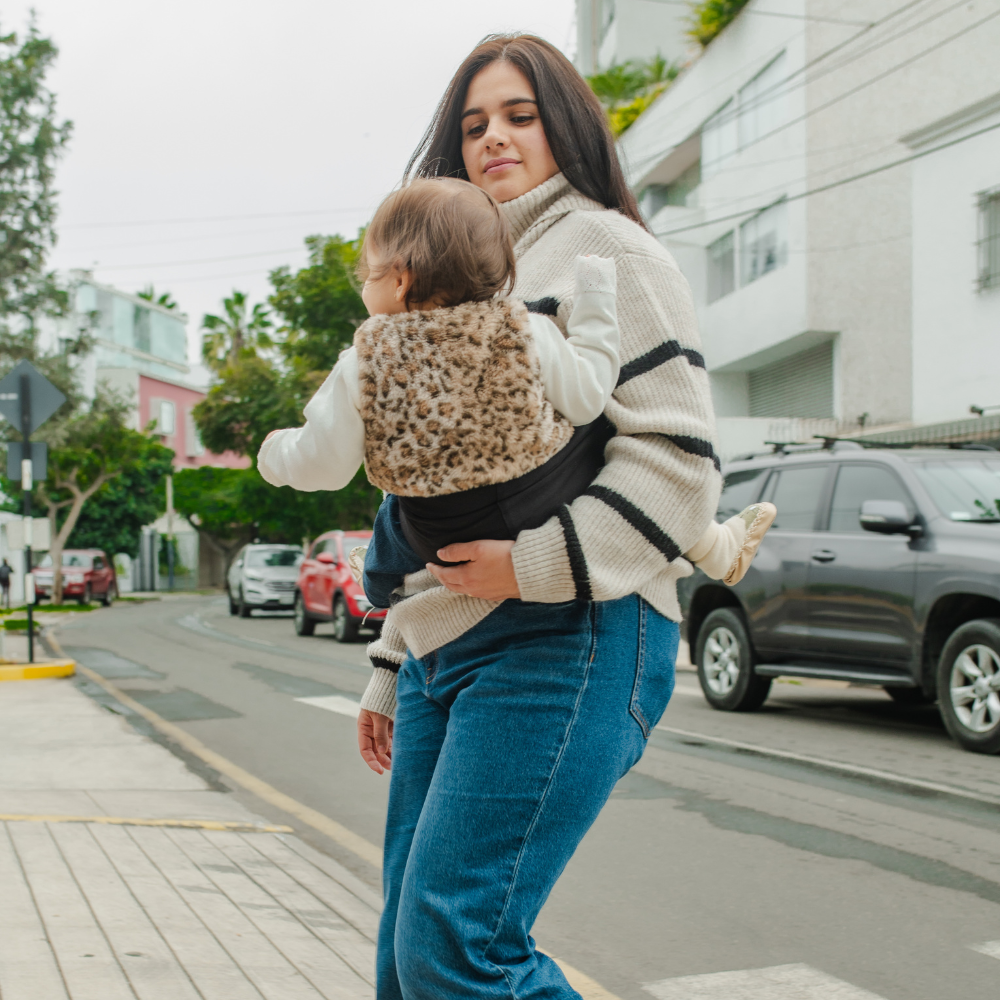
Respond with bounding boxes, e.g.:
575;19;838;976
0;659;75;682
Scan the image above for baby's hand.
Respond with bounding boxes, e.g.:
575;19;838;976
574;254;617;295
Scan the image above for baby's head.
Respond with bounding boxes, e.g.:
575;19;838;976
359;178;515;315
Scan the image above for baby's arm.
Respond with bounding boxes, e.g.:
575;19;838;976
530;255;619;426
257;347;365;491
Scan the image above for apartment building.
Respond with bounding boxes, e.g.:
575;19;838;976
619;0;1000;458
575;0;689;74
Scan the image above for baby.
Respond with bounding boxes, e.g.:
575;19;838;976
258;179;774;625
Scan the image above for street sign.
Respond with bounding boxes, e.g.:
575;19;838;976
0;360;66;435
6;442;47;481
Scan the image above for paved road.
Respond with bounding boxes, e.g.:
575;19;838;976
55;595;1000;1000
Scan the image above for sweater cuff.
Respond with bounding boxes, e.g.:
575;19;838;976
359;668;398;719
511;517;578;603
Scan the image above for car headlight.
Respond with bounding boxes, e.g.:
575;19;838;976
355;597;373;612
244;571;263;581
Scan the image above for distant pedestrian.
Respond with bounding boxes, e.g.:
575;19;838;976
0;558;11;609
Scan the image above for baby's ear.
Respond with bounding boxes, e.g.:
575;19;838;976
394;265;414;303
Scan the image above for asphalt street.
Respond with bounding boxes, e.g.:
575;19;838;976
54;595;1000;1000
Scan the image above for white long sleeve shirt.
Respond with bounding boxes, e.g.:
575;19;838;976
258;257;619;492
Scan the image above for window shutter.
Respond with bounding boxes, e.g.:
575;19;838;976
748;341;834;418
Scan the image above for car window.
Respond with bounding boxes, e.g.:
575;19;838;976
716;468;768;522
246;548;303;568
828;464;913;532
909;460;1000;522
93;556;104;569
766;466;828;530
310;539;330;558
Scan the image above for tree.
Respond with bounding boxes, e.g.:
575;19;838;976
136;285;178;311
35;393;159;603
586;55;680;137
172;467;253;573
67;433;174;556
269;234;367;373
201;291;273;372
686;0;751;48
0;19;72;334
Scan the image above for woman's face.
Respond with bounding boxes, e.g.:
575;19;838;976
461;61;559;203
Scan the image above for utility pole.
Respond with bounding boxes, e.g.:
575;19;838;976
166;474;175;591
20;373;33;663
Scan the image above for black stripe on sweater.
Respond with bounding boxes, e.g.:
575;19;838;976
370;655;402;674
584;485;682;562
661;434;722;472
557;506;592;602
617;340;706;386
524;296;560;317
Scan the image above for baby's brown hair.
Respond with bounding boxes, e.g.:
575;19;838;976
359;178;515;308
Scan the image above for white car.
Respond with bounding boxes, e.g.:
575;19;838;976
227;544;303;617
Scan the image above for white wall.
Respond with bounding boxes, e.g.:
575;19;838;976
909;98;1000;425
576;0;689;75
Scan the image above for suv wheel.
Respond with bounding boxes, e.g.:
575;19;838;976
101;583;117;607
294;592;315;636
78;583;92;607
333;594;359;643
937;618;1000;754
695;607;771;712
238;588;252;618
228;587;238;615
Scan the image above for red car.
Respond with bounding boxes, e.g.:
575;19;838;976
33;549;118;605
294;529;386;642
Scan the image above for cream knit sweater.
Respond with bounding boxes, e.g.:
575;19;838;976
359;173;721;718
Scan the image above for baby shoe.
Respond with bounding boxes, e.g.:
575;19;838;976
724;503;777;586
348;545;368;586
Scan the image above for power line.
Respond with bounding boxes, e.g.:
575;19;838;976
60;205;372;231
655;118;1000;238
636;0;873;27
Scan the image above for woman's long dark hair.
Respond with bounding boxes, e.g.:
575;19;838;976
406;34;646;229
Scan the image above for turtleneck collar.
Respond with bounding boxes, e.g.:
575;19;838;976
499;172;572;245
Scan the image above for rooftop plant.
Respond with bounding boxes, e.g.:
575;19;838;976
687;0;751;48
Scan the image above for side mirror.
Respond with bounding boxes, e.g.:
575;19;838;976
860;500;920;536
316;551;336;565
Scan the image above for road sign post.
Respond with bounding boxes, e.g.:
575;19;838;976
0;361;67;663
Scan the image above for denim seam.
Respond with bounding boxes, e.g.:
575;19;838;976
483;602;598;995
629;598;652;738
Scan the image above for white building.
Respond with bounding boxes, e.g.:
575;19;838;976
575;0;690;75
618;0;1000;458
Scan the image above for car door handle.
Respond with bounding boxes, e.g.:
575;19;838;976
810;549;836;563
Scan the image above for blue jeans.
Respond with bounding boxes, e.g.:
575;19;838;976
378;594;679;999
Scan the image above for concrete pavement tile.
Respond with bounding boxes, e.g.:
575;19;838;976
0;789;102;816
88;790;261;823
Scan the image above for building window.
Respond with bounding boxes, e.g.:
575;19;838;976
748;341;834;419
156;399;176;436
737;51;788;149
707;231;736;302
640;162;702;219
740;199;787;286
977;186;1000;292
702;99;738;179
185;408;205;457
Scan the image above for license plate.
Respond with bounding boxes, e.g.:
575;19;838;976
279;594;293;604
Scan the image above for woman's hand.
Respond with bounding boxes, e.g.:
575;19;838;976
357;709;393;774
427;539;520;601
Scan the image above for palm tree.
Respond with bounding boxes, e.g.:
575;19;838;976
201;291;273;372
136;285;178;310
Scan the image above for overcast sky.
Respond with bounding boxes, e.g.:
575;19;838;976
7;1;576;385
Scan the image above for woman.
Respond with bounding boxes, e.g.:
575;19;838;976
358;34;721;1000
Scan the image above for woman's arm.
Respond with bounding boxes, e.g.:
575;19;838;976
530;255;619;426
257;347;366;491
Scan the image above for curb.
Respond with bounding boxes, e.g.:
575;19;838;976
0;658;76;682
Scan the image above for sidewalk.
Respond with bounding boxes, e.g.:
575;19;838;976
0;676;379;999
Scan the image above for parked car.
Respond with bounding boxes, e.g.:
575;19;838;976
227;544;303;617
33;549;118;605
678;442;1000;754
294;529;386;642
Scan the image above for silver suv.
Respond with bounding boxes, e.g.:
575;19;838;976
227;544;302;617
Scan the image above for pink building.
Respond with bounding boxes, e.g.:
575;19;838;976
98;368;249;470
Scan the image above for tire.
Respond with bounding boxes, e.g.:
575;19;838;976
695;607;771;712
228;587;238;615
937;618;1000;754
293;592;315;636
101;583;117;607
238;588;252;618
886;686;935;706
78;583;92;607
332;594;359;643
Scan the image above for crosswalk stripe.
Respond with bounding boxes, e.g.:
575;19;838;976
643;963;888;999
295;694;361;718
971;940;1000;960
